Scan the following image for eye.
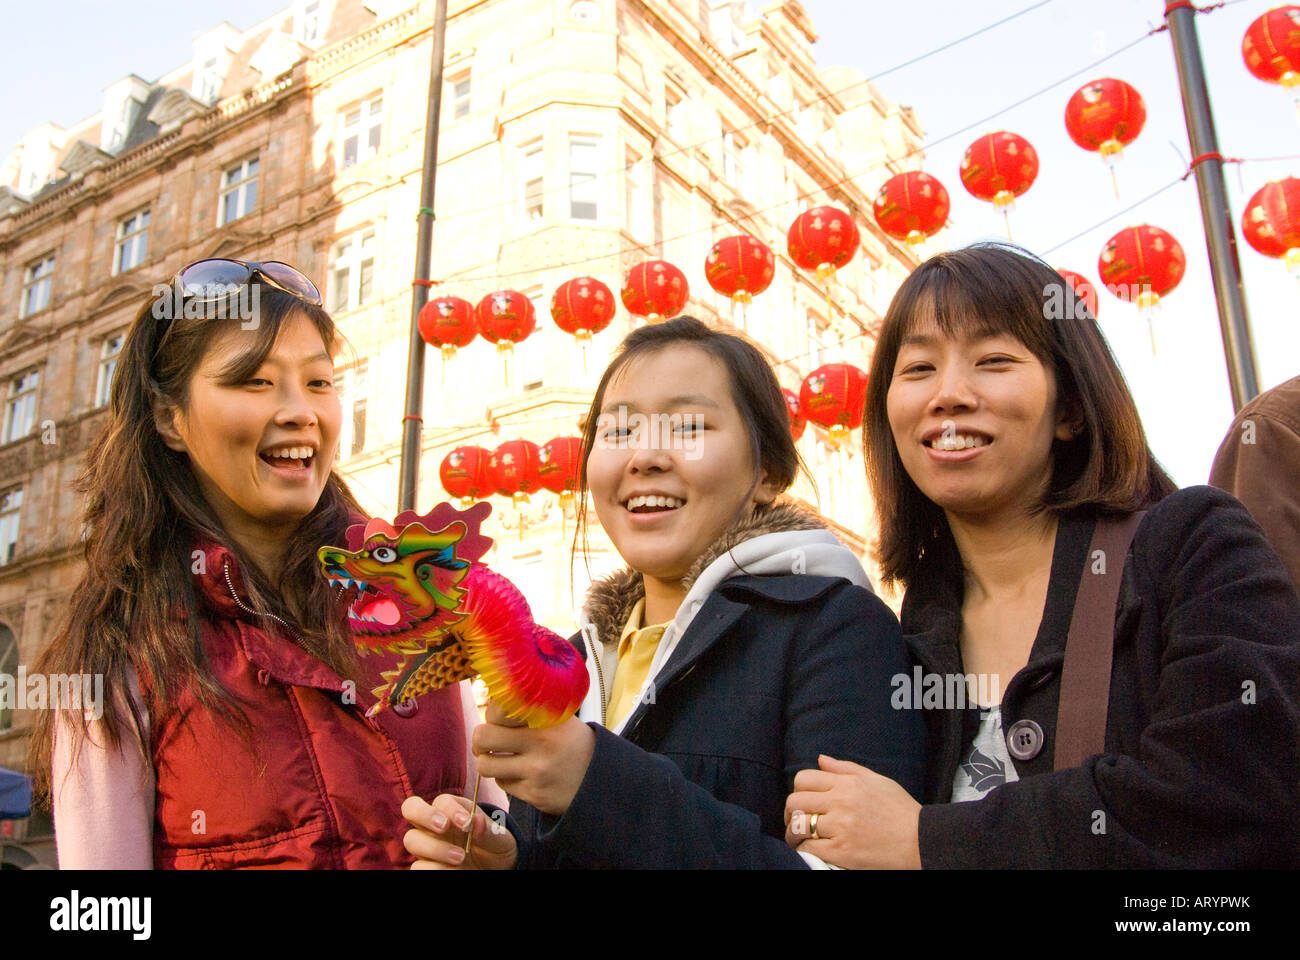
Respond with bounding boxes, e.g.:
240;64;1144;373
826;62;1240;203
371;546;397;563
898;362;933;375
675;420;701;435
979;356;1013;366
245;378;272;386
310;379;334;388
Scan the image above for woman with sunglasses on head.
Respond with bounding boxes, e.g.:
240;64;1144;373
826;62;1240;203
783;244;1300;869
29;259;487;868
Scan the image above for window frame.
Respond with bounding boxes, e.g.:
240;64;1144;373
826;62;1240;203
450;73;472;120
339;93;384;170
2;370;39;445
520;141;545;224
568;135;601;222
333;360;369;460
0;487;20;567
113;209;150;275
19;255;55;319
330;228;377;314
95;332;126;409
218;156;259;226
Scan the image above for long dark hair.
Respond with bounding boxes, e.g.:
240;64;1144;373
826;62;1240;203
28;282;366;803
864;243;1176;590
573;316;807;577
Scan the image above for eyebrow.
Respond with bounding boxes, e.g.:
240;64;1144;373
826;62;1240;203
259;351;333;366
900;326;1006;348
599;394;722;415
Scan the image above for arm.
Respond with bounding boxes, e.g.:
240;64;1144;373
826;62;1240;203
51;667;155;869
919;489;1300;868
517;584;924;869
1209;411;1300;589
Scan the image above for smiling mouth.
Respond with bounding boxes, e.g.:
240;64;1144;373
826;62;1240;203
624;495;686;514
924;434;992;451
259;452;315;470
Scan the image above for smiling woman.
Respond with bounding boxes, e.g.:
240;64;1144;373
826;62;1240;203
27;265;480;869
781;244;1300;869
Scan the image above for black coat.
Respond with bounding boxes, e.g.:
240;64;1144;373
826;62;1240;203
908;485;1300;868
508;572;926;869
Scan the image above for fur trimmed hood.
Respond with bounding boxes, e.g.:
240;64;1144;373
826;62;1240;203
580;499;854;649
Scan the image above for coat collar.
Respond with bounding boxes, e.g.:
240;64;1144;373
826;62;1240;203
581;499;832;649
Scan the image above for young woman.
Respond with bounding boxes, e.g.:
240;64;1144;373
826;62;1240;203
29;259;483;868
783;244;1300;868
401;316;926;868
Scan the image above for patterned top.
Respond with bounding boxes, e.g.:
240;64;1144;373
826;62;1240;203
951;706;1020;802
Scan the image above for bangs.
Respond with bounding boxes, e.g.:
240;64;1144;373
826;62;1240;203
207;293;338;385
894;260;1052;362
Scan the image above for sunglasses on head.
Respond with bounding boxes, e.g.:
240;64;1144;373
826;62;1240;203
173;258;323;307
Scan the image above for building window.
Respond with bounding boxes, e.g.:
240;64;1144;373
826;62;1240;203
722;130;745;190
95;333;125;408
665;88;686;142
219;157;258;225
521;143;544;222
625;149;645;238
198;56;222;104
2;371;38;445
334;361;368;459
451;74;471;120
807;311;832;369
569;136;600;221
340;94;383;169
331;229;376;313
521;290;547;391
114;210;150;275
20;256;54;319
0;624;16;730
299;0;321;43
0;489;21;567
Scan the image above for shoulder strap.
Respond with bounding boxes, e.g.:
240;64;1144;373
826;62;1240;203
1053;510;1147;771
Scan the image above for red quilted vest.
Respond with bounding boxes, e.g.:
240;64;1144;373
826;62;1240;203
147;534;466;869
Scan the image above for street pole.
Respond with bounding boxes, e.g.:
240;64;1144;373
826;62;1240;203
398;0;449;512
1163;1;1260;411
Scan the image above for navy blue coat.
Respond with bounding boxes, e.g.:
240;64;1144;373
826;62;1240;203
506;573;926;869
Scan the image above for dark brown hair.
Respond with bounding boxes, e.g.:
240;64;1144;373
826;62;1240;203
573;316;807;576
865;243;1176;589
28;281;366;802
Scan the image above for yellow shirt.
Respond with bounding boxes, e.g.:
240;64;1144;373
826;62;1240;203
605;598;668;729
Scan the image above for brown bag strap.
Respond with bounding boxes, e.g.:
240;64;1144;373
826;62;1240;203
1053;511;1147;771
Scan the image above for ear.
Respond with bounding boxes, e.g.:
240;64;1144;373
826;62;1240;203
152;394;187;452
1054;396;1084;442
751;468;783;507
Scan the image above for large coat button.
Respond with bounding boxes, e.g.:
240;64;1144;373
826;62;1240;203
393;698;419;718
1006;719;1044;760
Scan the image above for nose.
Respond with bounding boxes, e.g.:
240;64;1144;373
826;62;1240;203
274;379;320;428
928;361;978;416
626;416;673;472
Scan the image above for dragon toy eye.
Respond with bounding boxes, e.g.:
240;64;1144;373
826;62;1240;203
372;546;398;563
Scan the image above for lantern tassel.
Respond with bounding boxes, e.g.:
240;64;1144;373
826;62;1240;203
1147;314;1157;356
1003;208;1014;243
1110;165;1120;202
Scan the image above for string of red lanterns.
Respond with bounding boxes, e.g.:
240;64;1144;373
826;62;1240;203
621;260;689;323
1241;176;1300;276
872;171;950;249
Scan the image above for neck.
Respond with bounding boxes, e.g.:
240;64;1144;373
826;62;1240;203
946;503;1059;603
227;521;293;587
642;575;686;626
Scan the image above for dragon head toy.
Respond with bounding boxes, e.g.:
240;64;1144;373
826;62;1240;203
317;500;587;726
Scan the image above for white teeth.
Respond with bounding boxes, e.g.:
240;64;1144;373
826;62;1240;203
625;495;685;510
262;445;314;460
929;434;990;451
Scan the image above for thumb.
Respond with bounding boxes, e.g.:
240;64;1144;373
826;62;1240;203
818;754;870;774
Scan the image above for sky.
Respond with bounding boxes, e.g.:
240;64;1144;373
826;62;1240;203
2;0;1296;487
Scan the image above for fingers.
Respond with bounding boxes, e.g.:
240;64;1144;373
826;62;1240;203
485;700;526;728
817;754;870;774
791;767;838;792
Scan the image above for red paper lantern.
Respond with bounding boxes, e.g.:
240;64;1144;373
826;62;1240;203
1064;78;1147;161
488;440;543;504
440;445;492;508
1241;177;1300;274
872;171;950;248
538;436;583;507
1242;6;1300;89
551;277;616;342
475;290;537;357
418;296;477;360
1097;225;1186;309
799;363;868;447
787;205;860;281
1056;268;1100;319
782;388;806;442
621;260;689;322
960;132;1039;210
704;235;775;304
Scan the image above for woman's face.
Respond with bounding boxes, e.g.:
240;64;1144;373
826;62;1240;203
586;343;779;583
885;318;1074;520
159;311;341;535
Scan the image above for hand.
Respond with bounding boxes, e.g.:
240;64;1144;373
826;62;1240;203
473;709;595;817
401;794;517;870
783;755;923;870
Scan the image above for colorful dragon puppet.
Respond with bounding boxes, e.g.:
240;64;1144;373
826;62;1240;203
316;501;587;728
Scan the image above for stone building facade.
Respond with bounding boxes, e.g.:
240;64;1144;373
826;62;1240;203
0;0;927;866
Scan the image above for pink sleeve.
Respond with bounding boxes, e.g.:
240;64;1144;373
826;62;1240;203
460;680;508;809
51;667;155;869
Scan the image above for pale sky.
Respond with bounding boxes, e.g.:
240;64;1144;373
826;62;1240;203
4;0;1296;487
